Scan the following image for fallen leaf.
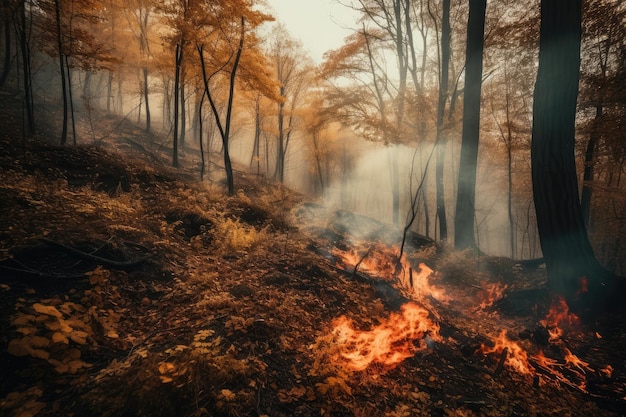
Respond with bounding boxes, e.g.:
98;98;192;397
33;303;62;318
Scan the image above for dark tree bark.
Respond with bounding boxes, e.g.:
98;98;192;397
53;0;67;144
143;67;150;132
15;0;34;136
435;0;451;241
580;104;601;228
454;0;486;250
0;19;11;88
531;0;615;314
172;43;183;167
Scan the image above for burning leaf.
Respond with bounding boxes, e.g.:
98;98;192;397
331;302;440;371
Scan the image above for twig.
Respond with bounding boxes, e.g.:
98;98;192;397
494;347;508;377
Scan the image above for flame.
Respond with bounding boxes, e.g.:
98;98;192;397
532;350;559;368
331;302;440;371
477;282;508;309
479;330;533;375
540;296;580;343
563;348;593;373
332;244;446;301
600;364;614;378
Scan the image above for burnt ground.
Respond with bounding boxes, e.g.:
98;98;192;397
0;93;625;417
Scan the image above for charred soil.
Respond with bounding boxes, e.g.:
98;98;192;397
0;96;625;417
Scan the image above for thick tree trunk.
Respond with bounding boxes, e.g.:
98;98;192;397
0;20;11;88
435;0;451;241
454;0;486;250
531;0;612;314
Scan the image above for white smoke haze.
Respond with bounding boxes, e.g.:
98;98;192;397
320;140;517;257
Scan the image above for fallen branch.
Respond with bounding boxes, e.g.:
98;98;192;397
40;238;151;269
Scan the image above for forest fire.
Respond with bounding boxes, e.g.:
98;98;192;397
331;244;446;301
330;302;440;371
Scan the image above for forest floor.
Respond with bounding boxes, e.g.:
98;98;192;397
0;93;625;417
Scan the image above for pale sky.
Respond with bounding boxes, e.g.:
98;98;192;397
263;0;359;63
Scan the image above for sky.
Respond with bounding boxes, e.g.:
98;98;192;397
263;0;359;63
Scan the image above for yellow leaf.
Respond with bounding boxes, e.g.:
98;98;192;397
27;335;50;348
11;314;35;326
159;376;173;383
7;339;31;357
33;303;62;318
52;332;69;344
106;330;119;339
30;349;49;360
158;362;176;374
69;331;89;345
16;327;37;335
220;389;236;401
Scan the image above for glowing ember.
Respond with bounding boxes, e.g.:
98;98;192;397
540;296;580;343
479;330;533;375
477;282;508;309
331;302;440;371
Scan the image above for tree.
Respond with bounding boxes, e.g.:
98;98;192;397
530;0;617;314
434;0;451;241
454;0;486;250
266;26;310;183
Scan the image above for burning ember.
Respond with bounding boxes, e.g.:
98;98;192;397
331;302;440;371
540;296;581;343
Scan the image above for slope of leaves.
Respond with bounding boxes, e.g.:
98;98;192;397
0;94;624;417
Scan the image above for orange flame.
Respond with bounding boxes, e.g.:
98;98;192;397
479;330;533;375
332;244;446;301
477;282;508;309
331;302;440;371
540;296;580;343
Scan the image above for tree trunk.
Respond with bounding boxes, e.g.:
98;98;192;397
54;0;67;144
250;94;261;175
435;0;451;241
66;55;76;145
275;87;285;182
531;0;612;314
173;44;182;167
143;67;150;132
0;20;11;88
199;90;205;180
454;0;486;250
580;104;602;228
179;67;186;147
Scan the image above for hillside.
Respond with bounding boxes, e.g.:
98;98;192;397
0;95;625;417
